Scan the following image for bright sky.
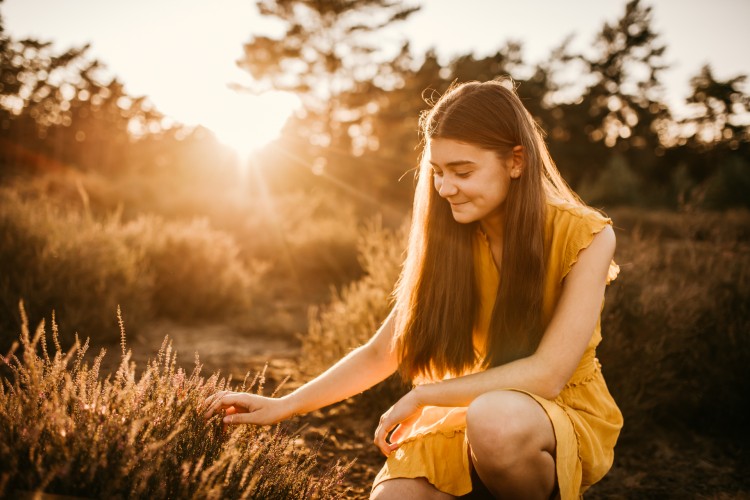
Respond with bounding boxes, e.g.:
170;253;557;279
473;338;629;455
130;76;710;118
3;0;749;156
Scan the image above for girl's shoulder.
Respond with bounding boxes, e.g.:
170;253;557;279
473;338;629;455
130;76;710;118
545;199;619;284
545;199;610;226
545;199;613;239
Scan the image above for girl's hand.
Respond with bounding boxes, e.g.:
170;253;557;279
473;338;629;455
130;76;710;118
373;389;424;456
201;391;292;425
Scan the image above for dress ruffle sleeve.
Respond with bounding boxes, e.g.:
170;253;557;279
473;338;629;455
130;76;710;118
554;204;620;285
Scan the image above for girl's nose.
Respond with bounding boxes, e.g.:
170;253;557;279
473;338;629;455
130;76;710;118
438;177;458;198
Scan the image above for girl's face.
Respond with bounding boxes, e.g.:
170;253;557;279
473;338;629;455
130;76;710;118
427;138;520;225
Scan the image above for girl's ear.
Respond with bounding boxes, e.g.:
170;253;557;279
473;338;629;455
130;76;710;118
508;145;524;179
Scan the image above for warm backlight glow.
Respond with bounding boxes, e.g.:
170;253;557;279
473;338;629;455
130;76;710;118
200;89;299;159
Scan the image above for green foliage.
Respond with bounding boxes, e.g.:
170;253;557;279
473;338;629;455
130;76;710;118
240;0;419;109
236;0;421;210
0;306;350;498
0;27;169;178
250;0;750;211
684;65;750;146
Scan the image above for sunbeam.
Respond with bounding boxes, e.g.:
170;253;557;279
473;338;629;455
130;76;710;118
271;144;408;223
245;158;304;294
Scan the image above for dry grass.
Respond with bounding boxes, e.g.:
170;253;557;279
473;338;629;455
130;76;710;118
0;188;264;348
301;217;405;377
0;304;351;499
600;207;750;433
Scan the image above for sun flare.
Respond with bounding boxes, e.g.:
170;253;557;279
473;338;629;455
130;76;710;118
199;89;299;160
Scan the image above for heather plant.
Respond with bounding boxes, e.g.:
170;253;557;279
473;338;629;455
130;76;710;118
0;304;351;499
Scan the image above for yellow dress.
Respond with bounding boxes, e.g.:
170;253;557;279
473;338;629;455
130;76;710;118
373;201;623;499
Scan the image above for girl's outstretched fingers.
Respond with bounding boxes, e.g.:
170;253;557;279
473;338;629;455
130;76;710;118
203;392;290;426
202;390;239;419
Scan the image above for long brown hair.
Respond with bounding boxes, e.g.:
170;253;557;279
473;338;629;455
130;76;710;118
394;79;582;382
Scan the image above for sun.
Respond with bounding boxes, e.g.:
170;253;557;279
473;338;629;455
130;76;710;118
198;88;300;160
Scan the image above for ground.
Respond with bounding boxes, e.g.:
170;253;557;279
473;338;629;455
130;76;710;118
131;322;750;500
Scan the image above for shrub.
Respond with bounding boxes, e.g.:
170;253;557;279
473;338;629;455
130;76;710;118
0;190;151;348
599;208;750;433
122;216;262;321
0;189;267;349
235;190;363;298
0;305;351;499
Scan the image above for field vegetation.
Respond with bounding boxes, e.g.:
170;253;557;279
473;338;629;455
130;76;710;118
1;0;749;497
0;305;350;498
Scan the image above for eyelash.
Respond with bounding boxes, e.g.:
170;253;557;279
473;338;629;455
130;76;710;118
432;170;471;178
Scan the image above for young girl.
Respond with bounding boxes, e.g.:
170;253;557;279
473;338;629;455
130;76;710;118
203;79;623;499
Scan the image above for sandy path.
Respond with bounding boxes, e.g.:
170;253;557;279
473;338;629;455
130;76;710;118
101;320;300;390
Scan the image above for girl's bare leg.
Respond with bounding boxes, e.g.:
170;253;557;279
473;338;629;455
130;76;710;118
371;477;455;500
466;390;557;499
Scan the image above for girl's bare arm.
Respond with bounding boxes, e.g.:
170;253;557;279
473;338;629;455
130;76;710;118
203;309;399;424
282;309;399;416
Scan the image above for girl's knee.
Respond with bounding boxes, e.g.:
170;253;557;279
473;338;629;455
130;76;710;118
466;390;533;434
466;391;551;462
371;477;452;500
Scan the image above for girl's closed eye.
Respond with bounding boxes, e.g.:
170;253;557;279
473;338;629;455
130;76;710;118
432;168;444;177
455;171;472;178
